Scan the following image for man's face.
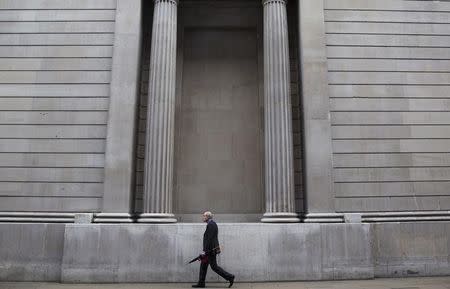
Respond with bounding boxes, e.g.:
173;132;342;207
202;213;208;222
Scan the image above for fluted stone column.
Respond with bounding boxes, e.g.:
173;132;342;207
261;0;300;223
139;0;178;223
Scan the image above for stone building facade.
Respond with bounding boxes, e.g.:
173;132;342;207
0;0;450;282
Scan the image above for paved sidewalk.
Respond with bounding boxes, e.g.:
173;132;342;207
1;277;450;289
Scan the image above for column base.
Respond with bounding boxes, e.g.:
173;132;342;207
0;212;74;223
303;213;344;223
94;213;135;223
138;213;177;223
261;212;300;223
362;211;450;222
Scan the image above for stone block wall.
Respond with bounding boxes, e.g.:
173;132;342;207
325;0;450;212
0;0;116;212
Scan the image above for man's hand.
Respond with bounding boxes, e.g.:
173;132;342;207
199;252;208;264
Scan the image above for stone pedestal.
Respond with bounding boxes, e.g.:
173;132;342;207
60;223;374;282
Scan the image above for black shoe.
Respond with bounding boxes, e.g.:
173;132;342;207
228;275;235;288
192;284;205;288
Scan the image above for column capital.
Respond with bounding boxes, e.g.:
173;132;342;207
154;0;178;5
262;0;287;6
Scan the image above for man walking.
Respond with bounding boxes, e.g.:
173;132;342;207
192;211;235;288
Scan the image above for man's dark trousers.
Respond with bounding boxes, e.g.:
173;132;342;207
198;253;233;285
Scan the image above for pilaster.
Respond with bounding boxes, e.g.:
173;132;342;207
298;0;337;222
100;0;143;222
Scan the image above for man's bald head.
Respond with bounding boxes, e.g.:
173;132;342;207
202;211;213;222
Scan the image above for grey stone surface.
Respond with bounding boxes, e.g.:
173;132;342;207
102;0;142;220
325;10;450;23
175;27;263;216
0;182;103;198
0;84;110;97
0;212;74;223
329;71;450;85
0;10;116;22
329;85;450;98
0;111;107;125
333;139;450;153
74;213;93;224
0;197;102;212
0;125;106;140
0;223;65;281
333;125;450;139
362;211;450;222
337;111;450;126
320;224;373;279
0;97;109;110
0;153;104;168
373;222;450;277
335;181;450;197
344;213;362;223
326;23;450;36
325;0;450;214
0;34;114;46
335;167;450;182
0;0;114;213
0;168;103;182
0;46;113;57
2;222;450;282
0;71;110;83
0;0;116;9
336;196;450;212
328;59;450;72
327;34;450;48
298;0;335;216
61;223;372;282
324;0;450;11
